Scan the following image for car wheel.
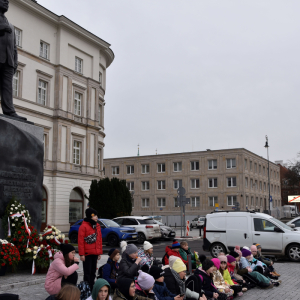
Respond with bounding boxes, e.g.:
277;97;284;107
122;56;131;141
69;233;78;244
287;244;300;262
107;234;119;247
210;243;226;258
137;232;146;244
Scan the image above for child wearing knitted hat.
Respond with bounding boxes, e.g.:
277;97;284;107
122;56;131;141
135;270;156;300
150;265;183;300
137;241;154;268
218;255;243;297
163;240;188;266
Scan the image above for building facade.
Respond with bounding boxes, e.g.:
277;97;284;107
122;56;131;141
104;149;281;216
2;0;114;231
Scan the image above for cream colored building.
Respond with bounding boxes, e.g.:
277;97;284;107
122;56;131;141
104;148;281;216
1;0;114;231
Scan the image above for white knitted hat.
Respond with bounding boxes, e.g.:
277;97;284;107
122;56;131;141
143;241;153;251
120;241;127;253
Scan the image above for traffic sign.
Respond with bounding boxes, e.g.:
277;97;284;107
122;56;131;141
177;187;186;196
215;203;219;208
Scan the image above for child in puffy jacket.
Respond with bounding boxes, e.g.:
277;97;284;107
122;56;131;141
45;244;79;295
78;207;103;290
102;249;120;290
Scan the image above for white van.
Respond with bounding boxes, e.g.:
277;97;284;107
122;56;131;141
283;205;298;217
203;211;300;261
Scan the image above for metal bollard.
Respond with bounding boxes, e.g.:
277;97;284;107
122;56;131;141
187;254;192;274
199;226;202;237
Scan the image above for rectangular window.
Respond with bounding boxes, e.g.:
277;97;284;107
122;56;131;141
256;197;259;206
74;92;82;116
157;198;166;207
173;162;182;172
127;165;134;174
191;161;199;171
127;182;134;191
208;159;217;170
264;182;266;191
251;196;254;206
246;196;249;206
260;198;263;207
259;165;261;174
191;197;200;207
98;104;102;124
245;177;248;188
174;197;180;207
75;57;83;73
142;164;150;174
227;177;236;187
40;41;49;59
255;180;258;190
254;163;257;173
99;72;102;86
227;196;237;206
244;159;247;169
142;198;149;208
141;181;150;191
191;179;200;189
73;141;81;165
157;163;165;173
250;161;252;170
112;166;119;175
38;80;47;105
259;181;262;191
263;166;265;175
209;196;218;207
250;179;253;189
98;148;101;169
226;158;236;169
13;71;19;97
15;28;22;47
157;180;166;190
208;178;218;188
173;179;182;189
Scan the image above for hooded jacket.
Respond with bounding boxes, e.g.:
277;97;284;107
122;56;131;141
118;252;140;280
44;251;79;295
138;249;154;267
78;218;102;256
163;246;187;265
194;268;218;299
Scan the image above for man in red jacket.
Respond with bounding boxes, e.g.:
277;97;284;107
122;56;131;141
78;207;102;290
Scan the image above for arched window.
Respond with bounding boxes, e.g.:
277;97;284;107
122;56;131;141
69;188;84;224
41;187;48;231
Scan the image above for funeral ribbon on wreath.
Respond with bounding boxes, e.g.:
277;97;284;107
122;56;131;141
8;213;31;247
32;246;53;274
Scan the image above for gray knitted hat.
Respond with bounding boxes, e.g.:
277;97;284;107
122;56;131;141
126;244;138;255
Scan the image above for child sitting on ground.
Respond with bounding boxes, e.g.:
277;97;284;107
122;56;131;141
179;241;198;269
150;265;183;300
101;248;120;291
218;255;243;297
226;255;247;293
135;270;156;300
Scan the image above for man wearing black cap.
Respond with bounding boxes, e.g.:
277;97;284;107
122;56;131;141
78;207;102;290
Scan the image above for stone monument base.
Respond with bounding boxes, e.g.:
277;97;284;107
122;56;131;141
0;115;44;238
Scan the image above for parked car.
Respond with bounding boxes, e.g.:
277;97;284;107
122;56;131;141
191;217;205;228
287;216;300;230
112;216;161;244
152;220;175;239
69;218;138;246
203;210;300;261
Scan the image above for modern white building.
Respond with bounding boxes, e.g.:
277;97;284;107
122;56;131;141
2;0;114;231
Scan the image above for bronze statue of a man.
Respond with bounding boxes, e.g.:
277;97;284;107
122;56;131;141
0;0;26;121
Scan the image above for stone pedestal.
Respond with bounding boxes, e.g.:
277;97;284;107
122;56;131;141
0;115;44;238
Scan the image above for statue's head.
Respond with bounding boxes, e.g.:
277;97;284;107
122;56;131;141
0;0;9;13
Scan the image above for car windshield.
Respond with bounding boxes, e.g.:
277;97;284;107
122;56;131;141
154;220;164;226
101;219;120;228
200;218;205;221
270;217;293;231
139;219;155;224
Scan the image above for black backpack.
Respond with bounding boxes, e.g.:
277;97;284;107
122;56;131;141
97;264;105;279
162;253;169;265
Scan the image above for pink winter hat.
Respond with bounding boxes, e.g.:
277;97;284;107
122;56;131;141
227;255;236;263
218;255;227;263
211;258;221;269
137;270;155;290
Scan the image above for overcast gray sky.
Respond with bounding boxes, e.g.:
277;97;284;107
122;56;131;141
39;0;300;163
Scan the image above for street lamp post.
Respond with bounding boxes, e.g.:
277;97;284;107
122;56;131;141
264;135;272;212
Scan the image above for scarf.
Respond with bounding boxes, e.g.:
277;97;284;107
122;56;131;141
171;269;186;299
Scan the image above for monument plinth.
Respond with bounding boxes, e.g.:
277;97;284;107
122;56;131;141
0;115;44;237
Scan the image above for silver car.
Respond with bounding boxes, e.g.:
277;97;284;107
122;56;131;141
153;220;176;239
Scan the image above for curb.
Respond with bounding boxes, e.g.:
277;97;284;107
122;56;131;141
0;271;83;291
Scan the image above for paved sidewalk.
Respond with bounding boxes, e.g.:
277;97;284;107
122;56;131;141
1;258;298;300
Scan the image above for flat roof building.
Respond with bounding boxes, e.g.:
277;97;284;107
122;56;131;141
104;148;281;216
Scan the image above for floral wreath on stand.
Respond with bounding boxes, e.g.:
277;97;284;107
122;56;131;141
0;239;21;271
